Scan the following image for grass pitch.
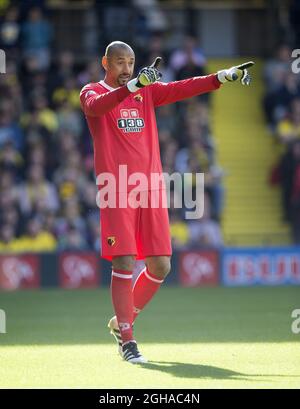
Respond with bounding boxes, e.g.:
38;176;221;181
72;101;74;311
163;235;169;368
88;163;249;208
0;286;299;388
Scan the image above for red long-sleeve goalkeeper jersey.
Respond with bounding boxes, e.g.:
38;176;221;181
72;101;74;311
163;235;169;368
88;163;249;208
80;75;221;192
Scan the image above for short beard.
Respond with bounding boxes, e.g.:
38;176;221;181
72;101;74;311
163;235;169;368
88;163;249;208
118;77;130;86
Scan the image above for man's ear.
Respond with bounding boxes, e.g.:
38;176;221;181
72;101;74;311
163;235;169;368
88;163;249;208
102;56;107;71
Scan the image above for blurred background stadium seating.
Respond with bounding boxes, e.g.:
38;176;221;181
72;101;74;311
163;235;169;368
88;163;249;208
0;0;300;256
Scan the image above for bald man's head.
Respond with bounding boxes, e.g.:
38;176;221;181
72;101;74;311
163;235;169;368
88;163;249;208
102;41;135;88
105;41;135;59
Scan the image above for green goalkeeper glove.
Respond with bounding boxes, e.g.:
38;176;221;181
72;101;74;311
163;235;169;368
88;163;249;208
127;57;162;93
217;61;255;86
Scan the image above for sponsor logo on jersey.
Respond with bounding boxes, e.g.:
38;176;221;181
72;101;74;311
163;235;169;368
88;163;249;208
86;90;97;97
118;109;144;133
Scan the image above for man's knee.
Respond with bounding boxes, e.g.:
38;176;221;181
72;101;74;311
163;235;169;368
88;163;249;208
146;256;171;280
112;256;135;271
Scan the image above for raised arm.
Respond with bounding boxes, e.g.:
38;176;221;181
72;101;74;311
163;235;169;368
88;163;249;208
150;74;221;107
80;84;131;117
150;60;255;107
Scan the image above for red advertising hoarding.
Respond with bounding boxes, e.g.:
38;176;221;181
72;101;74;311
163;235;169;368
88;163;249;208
59;252;100;289
0;255;40;290
179;251;219;287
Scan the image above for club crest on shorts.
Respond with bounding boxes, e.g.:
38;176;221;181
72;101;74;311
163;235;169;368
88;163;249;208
107;236;116;246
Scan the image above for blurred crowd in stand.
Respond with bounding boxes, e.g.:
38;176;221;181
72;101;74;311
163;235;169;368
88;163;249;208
0;2;224;253
263;44;300;243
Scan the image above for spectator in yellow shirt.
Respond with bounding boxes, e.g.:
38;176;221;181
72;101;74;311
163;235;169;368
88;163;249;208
21;93;59;134
0;223;20;252
277;98;300;145
52;77;81;110
18;216;57;252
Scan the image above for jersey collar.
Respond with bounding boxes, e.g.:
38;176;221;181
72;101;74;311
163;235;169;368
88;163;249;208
99;80;117;91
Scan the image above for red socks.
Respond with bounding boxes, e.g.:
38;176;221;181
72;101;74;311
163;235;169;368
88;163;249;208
111;269;134;343
111;267;164;344
132;267;164;322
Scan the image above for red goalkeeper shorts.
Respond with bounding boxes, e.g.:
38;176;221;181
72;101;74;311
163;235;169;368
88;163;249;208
100;190;172;260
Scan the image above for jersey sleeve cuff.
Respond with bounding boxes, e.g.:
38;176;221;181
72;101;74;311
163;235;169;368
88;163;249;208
127;79;140;93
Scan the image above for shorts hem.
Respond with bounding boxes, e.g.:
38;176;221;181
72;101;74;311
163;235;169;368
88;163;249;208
101;252;172;261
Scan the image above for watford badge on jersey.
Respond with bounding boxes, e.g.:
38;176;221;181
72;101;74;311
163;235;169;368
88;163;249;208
107;236;116;246
134;94;143;102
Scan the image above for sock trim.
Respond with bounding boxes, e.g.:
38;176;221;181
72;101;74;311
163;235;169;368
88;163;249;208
112;271;133;279
145;270;164;284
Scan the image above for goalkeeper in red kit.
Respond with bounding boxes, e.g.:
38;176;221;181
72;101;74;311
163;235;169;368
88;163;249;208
80;41;254;363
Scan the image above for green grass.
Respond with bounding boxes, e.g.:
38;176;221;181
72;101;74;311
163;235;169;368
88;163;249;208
0;287;299;388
